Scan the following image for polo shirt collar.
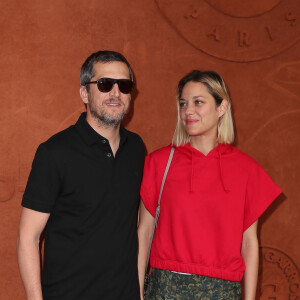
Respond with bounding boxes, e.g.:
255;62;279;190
75;112;128;146
119;125;128;146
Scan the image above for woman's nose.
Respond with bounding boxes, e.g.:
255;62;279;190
185;103;195;115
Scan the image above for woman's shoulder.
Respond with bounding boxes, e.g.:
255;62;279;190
147;144;173;161
229;146;262;169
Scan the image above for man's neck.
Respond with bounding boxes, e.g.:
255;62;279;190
86;114;121;156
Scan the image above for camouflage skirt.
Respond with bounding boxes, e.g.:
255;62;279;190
144;268;241;300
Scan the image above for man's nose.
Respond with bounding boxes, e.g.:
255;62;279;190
109;83;120;97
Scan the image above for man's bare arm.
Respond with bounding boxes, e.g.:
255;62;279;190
17;207;50;300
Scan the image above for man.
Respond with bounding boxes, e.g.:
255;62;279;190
17;51;145;300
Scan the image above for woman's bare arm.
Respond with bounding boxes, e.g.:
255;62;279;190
137;201;155;300
241;220;259;300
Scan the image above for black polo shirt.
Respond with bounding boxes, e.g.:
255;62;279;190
22;113;145;300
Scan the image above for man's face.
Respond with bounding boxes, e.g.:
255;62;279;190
81;61;131;127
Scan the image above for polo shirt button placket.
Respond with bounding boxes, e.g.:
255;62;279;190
100;140;112;158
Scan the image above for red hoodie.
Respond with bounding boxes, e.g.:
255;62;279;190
140;143;282;281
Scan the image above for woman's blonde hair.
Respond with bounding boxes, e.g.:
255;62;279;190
172;70;235;146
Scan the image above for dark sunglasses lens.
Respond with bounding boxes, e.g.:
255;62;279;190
98;79;114;93
97;78;133;94
118;80;134;94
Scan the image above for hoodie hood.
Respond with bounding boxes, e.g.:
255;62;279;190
173;143;233;193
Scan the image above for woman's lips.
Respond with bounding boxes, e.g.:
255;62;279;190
186;119;198;125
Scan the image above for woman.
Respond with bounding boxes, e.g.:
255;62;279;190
137;70;282;299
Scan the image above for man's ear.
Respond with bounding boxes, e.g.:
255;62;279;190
218;99;228;117
79;86;89;104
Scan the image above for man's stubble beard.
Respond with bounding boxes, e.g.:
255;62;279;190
88;97;129;128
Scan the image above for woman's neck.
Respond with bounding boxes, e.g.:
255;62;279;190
190;136;218;156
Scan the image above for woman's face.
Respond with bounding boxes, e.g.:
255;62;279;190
179;81;225;139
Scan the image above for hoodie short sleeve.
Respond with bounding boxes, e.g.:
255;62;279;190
243;161;282;231
140;153;160;217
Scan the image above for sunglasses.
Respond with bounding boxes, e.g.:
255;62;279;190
85;77;134;94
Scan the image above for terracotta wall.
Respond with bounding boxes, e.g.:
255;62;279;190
0;0;299;299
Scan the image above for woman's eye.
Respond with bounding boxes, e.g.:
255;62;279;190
195;100;203;105
179;102;187;108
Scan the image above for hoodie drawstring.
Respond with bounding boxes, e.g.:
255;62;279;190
218;149;230;193
190;149;194;192
188;144;230;193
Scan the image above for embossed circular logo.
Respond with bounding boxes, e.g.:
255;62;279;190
155;0;300;62
0;175;15;202
258;247;300;299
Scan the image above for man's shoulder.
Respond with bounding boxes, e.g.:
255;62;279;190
39;125;77;153
122;127;144;147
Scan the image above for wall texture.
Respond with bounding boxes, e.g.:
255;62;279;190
0;0;299;299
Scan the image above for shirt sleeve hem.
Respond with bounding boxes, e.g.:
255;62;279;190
22;197;53;214
140;191;156;218
243;187;282;231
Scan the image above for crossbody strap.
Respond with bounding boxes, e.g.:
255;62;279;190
145;146;175;269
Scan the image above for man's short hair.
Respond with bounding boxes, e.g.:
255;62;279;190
80;50;133;91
